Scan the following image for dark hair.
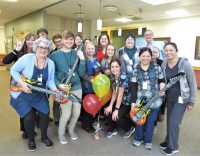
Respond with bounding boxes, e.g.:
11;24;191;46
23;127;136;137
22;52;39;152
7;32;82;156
75;34;83;41
110;58;122;67
36;28;48;35
164;42;178;51
104;43;117;59
139;47;152;57
97;33;110;50
22;33;35;53
52;34;62;43
125;33;135;42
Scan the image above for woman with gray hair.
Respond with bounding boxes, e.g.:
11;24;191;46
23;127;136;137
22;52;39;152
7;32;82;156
10;37;56;151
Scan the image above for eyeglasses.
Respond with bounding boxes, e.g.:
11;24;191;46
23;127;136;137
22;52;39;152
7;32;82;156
38;46;48;51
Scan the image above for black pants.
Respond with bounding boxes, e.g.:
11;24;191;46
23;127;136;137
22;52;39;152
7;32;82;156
81;93;94;128
53;100;60;122
105;104;132;132
24;109;49;141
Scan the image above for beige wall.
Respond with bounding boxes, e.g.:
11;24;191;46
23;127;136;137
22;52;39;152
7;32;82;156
103;15;200;67
143;16;200;67
0;26;5;54
47;14;91;39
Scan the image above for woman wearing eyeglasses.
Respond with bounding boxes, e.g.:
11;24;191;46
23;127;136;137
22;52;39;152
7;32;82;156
2;33;36;140
10;37;57;151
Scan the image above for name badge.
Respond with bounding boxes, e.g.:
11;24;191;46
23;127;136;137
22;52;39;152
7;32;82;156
129;60;133;65
143;81;148;90
37;74;42;85
178;96;184;104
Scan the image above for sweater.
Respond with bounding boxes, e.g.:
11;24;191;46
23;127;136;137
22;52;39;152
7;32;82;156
161;57;197;105
10;53;56;99
50;49;86;91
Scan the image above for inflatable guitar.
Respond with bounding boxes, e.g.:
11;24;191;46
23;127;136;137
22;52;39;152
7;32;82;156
59;43;83;104
130;72;185;125
10;76;82;103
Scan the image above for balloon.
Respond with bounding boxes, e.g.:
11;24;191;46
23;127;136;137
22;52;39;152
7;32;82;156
83;94;101;117
92;74;110;98
99;89;112;106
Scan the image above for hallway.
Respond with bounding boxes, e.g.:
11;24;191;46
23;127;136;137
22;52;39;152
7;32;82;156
0;67;199;156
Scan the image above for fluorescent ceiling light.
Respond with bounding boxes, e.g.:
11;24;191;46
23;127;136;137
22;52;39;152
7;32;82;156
165;9;189;17
4;0;18;2
115;18;132;23
140;0;179;5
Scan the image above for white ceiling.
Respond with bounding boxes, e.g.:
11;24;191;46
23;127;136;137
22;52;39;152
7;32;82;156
1;0;200;27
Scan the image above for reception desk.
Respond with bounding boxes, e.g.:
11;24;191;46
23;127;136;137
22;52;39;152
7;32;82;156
193;67;200;89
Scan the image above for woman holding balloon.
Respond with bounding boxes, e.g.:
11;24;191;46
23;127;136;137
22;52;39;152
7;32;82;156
104;58;135;139
81;42;102;133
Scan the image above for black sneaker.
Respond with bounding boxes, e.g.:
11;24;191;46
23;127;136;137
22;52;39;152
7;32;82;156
22;132;28;139
28;140;36;152
41;137;53;148
160;141;168;149
54;121;59;126
162;148;179;155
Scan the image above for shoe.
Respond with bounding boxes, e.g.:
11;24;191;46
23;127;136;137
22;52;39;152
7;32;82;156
22;132;28;139
144;143;153;150
162;148;179;155
160;141;168;149
153;125;157;134
54;121;59;126
58;134;68;144
106;129;117;139
41;137;53;148
82;126;95;133
28;140;36;152
69;131;78;140
122;127;135;138
133;140;143;147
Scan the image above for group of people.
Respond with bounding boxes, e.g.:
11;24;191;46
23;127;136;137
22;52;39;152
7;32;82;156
3;28;197;155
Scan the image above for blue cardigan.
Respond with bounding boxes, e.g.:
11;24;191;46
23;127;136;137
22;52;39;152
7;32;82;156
10;53;56;99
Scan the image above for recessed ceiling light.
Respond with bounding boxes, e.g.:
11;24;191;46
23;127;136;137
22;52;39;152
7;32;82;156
4;0;18;2
140;0;180;5
115;18;132;23
165;9;189;17
104;5;118;12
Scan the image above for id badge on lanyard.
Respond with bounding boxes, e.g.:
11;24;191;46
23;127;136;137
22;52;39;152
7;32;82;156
142;81;148;90
37;74;42;85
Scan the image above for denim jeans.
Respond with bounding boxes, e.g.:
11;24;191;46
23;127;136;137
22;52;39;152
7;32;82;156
134;108;159;143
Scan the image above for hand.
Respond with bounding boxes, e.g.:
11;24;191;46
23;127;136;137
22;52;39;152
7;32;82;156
15;38;25;51
131;103;136;111
112;110;119;121
77;50;85;60
59;84;69;93
159;91;165;97
186;104;193;111
104;69;111;75
21;82;31;93
104;105;112;116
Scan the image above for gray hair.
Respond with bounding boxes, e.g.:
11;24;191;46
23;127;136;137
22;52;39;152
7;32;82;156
144;29;154;36
33;37;51;52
